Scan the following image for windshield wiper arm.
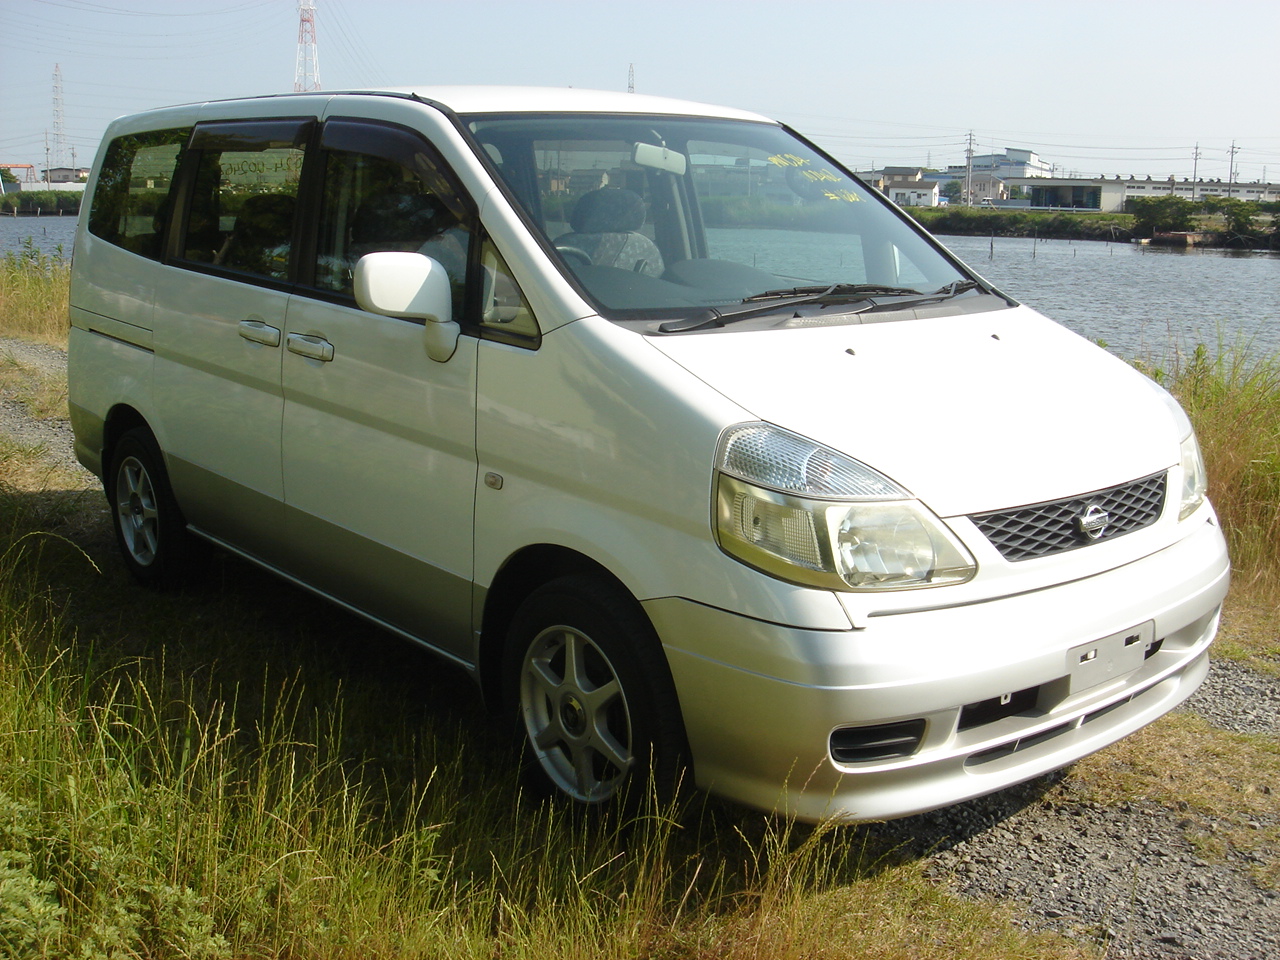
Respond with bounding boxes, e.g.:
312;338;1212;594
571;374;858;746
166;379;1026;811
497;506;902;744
744;282;924;303
656;280;984;334
933;279;982;298
858;278;984;311
657;283;911;334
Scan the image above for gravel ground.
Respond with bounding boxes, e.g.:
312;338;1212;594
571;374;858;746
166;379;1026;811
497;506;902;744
3;335;1278;959
0;336;93;479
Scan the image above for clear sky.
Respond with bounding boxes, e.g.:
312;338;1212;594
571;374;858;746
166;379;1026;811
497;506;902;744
2;0;1278;184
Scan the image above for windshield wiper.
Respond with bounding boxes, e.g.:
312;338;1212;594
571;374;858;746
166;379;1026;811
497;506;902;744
859;278;984;310
658;283;907;334
743;282;924;303
656;279;985;334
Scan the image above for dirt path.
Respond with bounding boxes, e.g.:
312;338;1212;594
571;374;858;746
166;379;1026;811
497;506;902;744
0;336;95;481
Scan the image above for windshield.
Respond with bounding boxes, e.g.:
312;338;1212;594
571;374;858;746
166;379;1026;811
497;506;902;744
463;113;972;322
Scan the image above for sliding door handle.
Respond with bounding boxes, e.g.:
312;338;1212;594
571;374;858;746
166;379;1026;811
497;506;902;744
238;318;281;347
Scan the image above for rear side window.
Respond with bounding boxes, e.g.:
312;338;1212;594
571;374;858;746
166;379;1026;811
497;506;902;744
87;128;190;259
176;119;312;282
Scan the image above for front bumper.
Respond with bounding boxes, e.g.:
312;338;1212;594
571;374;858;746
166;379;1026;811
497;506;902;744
646;517;1229;821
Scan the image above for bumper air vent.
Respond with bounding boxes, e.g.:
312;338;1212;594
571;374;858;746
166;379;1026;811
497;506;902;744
958;685;1040;731
830;719;926;764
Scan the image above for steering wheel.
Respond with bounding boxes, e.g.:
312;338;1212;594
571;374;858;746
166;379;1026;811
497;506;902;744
555;245;593;268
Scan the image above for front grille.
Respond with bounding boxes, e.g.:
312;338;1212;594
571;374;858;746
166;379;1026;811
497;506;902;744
971;472;1167;562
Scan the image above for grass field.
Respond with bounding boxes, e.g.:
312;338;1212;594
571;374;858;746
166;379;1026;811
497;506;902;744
1;258;1276;958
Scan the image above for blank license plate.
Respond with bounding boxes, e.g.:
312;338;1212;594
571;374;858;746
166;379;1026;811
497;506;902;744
1069;621;1154;693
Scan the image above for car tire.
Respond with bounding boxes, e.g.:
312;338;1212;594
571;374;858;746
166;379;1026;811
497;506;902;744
505;574;688;809
107;427;204;587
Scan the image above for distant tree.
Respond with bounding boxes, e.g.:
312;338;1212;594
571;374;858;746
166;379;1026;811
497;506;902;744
940;180;962;202
1126;195;1196;236
1201;196;1259;239
0;167;17;184
1007;184;1025;200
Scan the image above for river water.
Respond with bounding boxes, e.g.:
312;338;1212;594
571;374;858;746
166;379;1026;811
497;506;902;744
940;234;1280;360
4;216;1277;360
1;214;77;259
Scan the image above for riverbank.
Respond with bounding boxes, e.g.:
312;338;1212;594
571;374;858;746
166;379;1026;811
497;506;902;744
908;206;1280;250
910;207;1134;242
1;190;82;217
4;196;1277;250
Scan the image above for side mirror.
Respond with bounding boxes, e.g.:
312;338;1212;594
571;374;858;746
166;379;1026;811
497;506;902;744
353;251;459;362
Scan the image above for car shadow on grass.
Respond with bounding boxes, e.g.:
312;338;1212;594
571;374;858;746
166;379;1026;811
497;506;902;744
2;481;1061;882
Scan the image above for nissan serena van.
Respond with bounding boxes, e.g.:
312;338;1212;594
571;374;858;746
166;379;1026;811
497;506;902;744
68;87;1230;821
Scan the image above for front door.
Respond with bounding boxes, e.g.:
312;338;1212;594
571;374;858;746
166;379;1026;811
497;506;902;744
279;118;479;661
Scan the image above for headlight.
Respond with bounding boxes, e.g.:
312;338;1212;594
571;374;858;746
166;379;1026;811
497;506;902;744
1143;375;1207;522
715;424;976;591
1179;431;1207;520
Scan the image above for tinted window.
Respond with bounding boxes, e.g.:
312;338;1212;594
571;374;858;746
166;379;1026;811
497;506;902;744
87;128;190;258
177;119;311;282
312;119;473;319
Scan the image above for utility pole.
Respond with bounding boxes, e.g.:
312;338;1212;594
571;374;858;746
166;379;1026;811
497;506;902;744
628;63;635;93
964;131;974;206
51;64;67;173
1191;143;1200;200
1227;141;1239;198
294;1;321;92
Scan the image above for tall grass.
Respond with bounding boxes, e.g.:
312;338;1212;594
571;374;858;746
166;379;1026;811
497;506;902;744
9;260;1273;958
0;240;70;346
0;471;1088;957
1143;342;1280;639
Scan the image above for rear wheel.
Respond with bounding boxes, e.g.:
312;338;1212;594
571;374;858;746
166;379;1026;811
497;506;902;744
505;575;687;807
107;428;204;587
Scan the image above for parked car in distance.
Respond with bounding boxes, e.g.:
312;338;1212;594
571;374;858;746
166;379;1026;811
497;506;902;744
68;87;1229;821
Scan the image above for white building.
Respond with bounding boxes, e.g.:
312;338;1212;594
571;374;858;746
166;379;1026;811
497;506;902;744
936;148;1053;182
1119;176;1280;204
1005;176;1280;212
889;181;940;207
42;166;91;183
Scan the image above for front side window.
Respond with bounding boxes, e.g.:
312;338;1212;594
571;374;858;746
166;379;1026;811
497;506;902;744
466;114;975;324
177;119;310;282
312;119;473;320
87;127;190;258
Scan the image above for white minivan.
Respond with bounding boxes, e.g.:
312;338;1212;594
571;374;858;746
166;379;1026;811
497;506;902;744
68;87;1229;821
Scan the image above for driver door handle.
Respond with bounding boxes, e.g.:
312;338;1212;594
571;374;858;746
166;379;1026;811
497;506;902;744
286;333;335;362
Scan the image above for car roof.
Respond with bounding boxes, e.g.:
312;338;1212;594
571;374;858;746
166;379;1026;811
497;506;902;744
194;85;774;123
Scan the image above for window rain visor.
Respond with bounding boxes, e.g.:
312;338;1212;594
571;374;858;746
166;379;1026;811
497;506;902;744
463;113;969;321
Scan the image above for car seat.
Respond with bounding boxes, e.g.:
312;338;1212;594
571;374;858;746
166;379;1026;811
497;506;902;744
555;187;664;276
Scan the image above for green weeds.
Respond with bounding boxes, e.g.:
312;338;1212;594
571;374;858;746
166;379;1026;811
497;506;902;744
0;240;70;346
0;441;1088;958
11;261;1278;958
1142;341;1280;654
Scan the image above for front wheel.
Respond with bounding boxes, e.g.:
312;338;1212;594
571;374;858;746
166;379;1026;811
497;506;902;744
107;428;204;587
505;575;687;808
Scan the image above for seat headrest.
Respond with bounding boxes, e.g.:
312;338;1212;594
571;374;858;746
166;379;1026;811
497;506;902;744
569;188;646;234
352;191;448;246
234;193;295;235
